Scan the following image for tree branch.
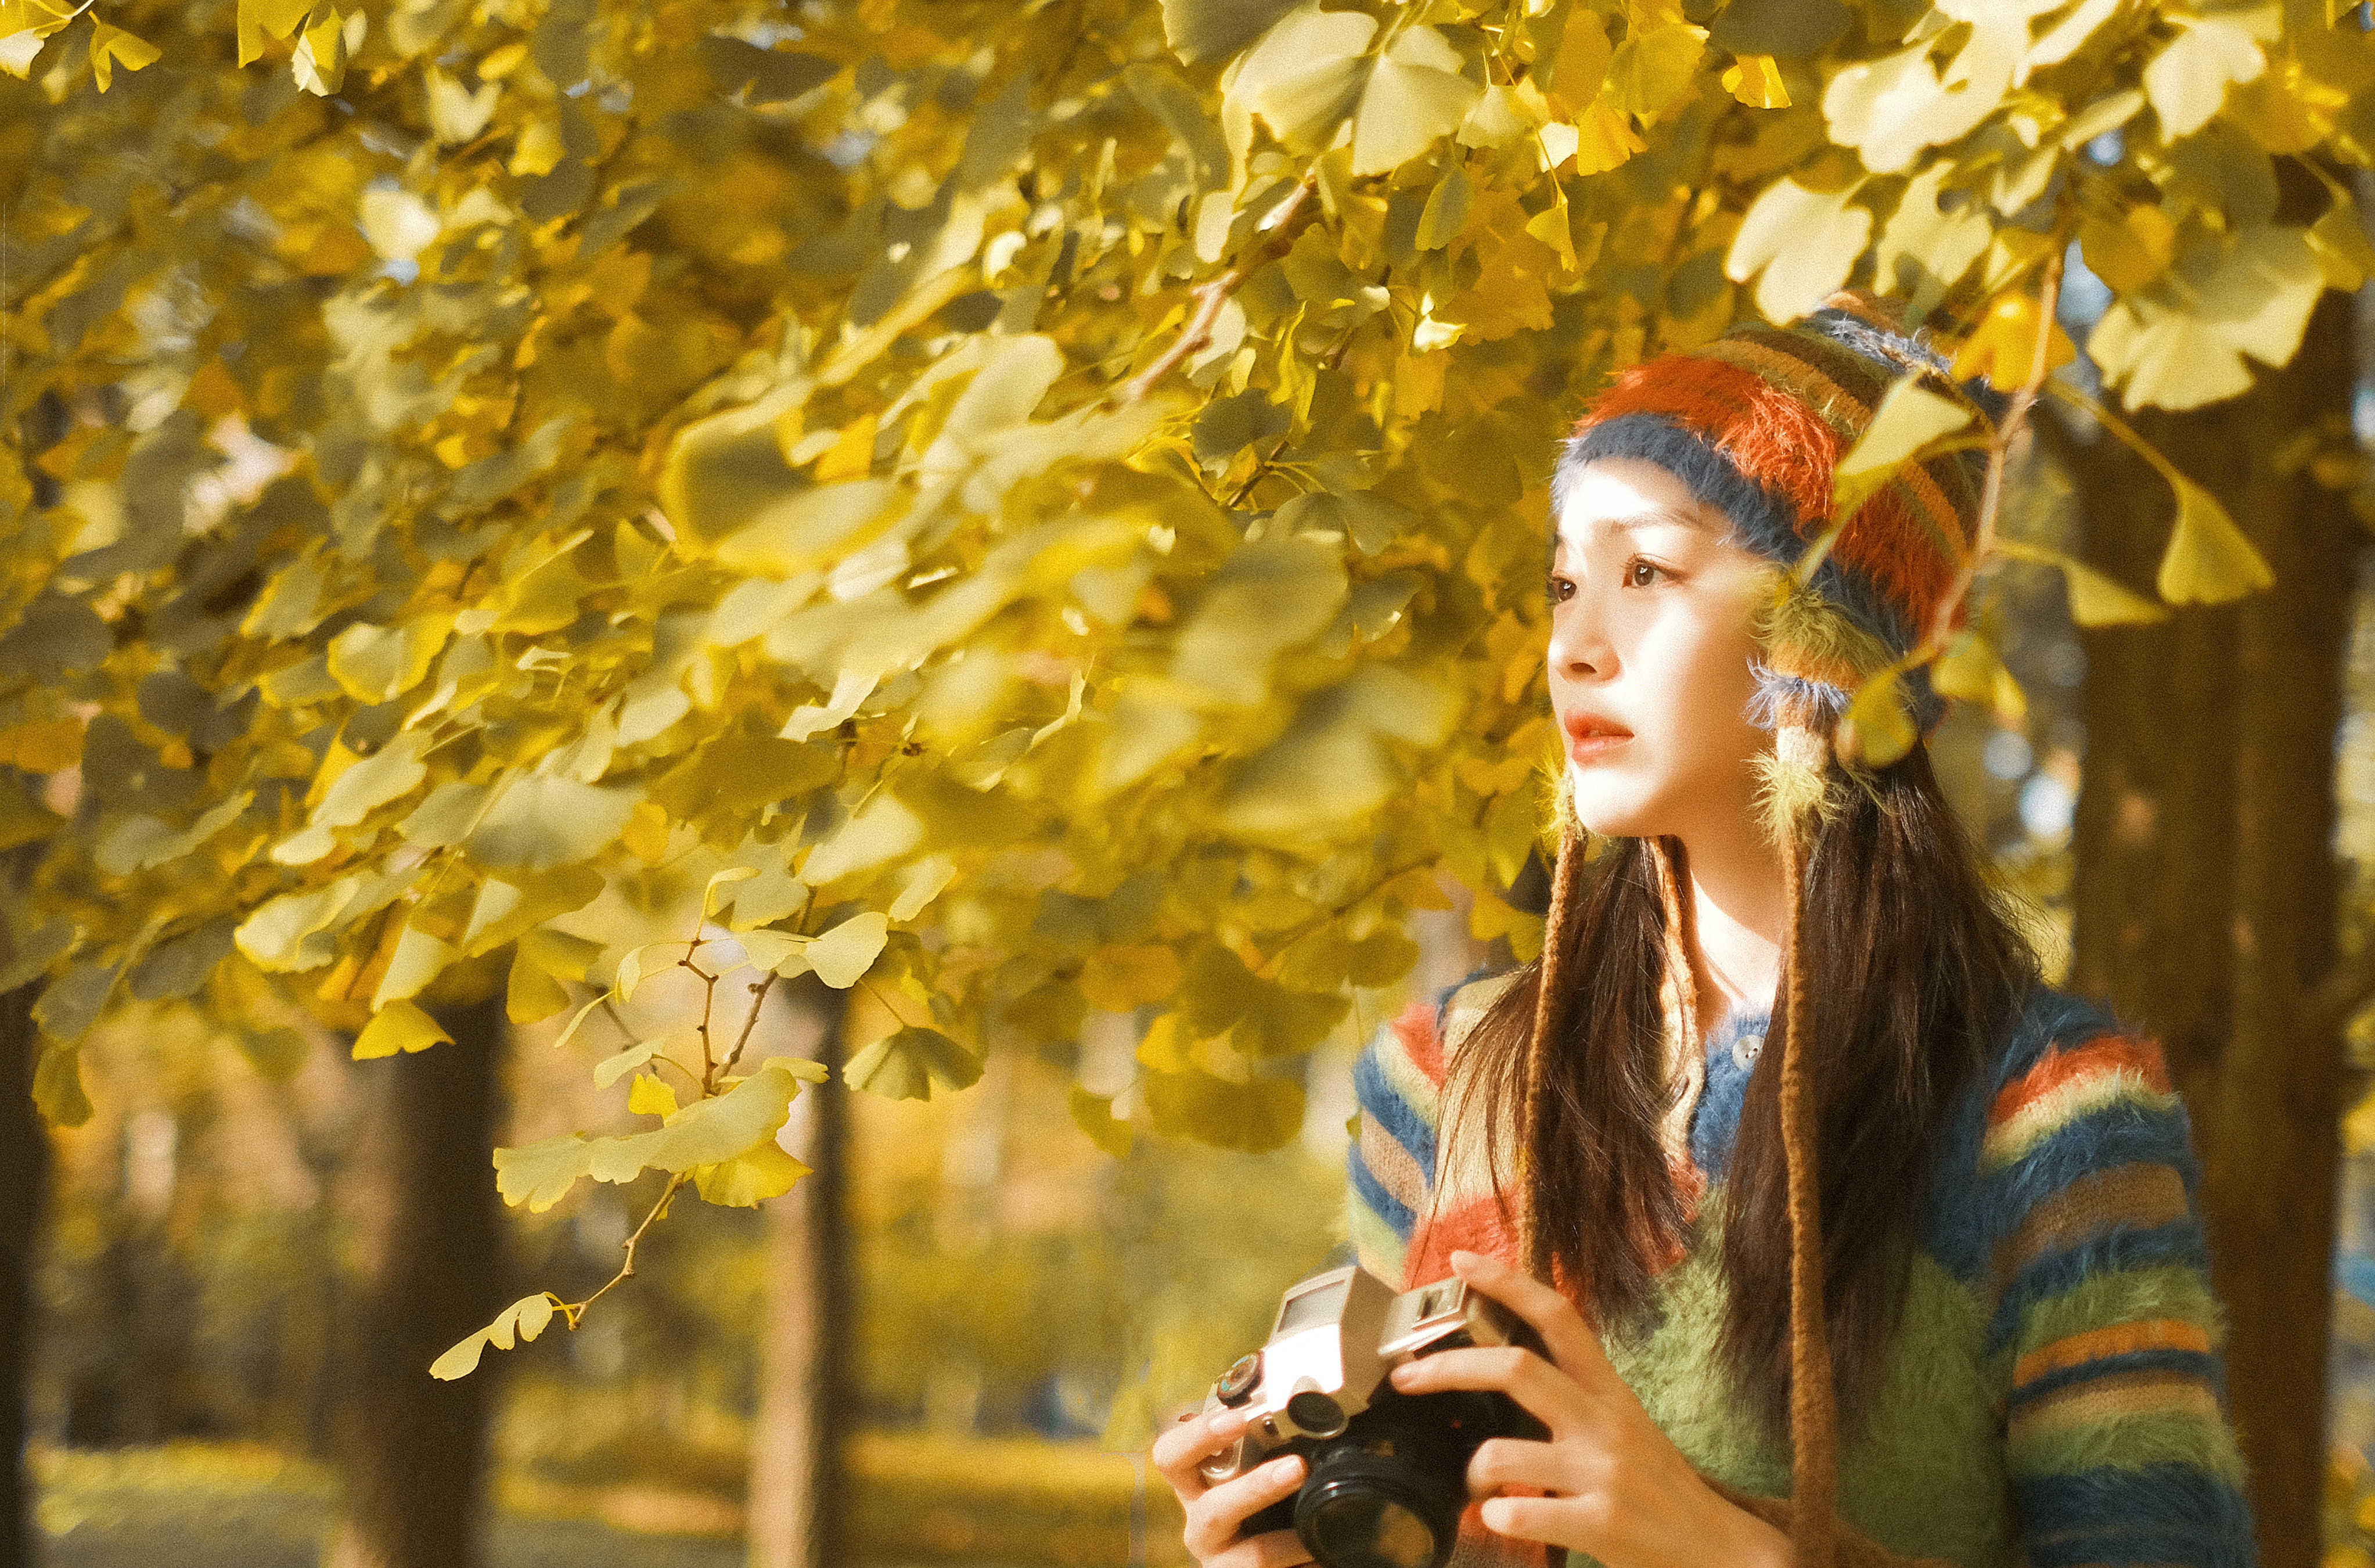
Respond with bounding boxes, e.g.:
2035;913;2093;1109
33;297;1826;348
1930;249;2064;654
1114;175;1319;406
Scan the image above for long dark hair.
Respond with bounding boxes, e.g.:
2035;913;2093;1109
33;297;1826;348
1444;745;2036;1434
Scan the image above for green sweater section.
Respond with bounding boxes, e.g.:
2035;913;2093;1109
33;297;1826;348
1578;1214;2010;1568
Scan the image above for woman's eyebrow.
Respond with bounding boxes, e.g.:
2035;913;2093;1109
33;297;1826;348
1553;504;1710;553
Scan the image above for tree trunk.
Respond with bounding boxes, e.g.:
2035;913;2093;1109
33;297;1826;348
745;980;852;1568
2205;289;2362;1568
327;989;510;1568
2066;291;2363;1568
0;986;41;1568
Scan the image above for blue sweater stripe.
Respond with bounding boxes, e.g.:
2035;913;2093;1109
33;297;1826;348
2011;1466;2256;1568
1986;1220;2213;1354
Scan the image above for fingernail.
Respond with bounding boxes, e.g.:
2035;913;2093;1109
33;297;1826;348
1269;1455;1304;1480
1388;1364;1418;1388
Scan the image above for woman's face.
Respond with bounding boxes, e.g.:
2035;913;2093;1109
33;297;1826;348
1548;457;1775;843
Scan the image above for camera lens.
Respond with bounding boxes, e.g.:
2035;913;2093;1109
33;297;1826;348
1292;1438;1464;1568
1301;1492;1439;1568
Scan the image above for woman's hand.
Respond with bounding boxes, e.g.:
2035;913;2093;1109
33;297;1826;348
1386;1250;1790;1568
1150;1405;1316;1568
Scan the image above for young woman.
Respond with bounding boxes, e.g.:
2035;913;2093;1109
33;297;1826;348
1152;292;2255;1568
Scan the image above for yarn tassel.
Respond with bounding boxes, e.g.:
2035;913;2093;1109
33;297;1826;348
1518;819;1584;1282
1777;764;1838;1568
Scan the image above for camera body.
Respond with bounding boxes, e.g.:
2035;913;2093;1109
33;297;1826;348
1199;1263;1546;1568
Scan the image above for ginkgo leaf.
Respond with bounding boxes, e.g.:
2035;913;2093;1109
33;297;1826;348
372;926;456;1008
1991;539;2169;627
352;1000;454;1059
627;1073;679;1118
1726;177;1871;322
33;1042;92;1128
495;1135;595;1212
1142;1067;1304;1153
2157;473;2275;605
694;1141;810;1206
2142;15;2264;139
1873;164;1990;297
1722;56;1790;110
359;189;441;265
427;68;501;144
1831;377;1973;524
2087;226;2322;412
594;1037;681;1090
88;20;161;91
807;911;889;988
431;1295;556;1380
1229;5;1374;150
1929;631;2025;722
801;797;923;887
1350;26;1481;176
1230;9;1478;175
0;30;48;78
713;481;905;578
1160;0;1298;65
1606;24;1707;118
583;1056;805;1184
1822;19;2020;174
1838;671;1916;769
887;857;956;922
96;791;254;877
463;776;641;872
844;1026;983;1100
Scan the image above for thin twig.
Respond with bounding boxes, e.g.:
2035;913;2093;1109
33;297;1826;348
1928;249;2066;655
721;972;779;1078
1114;175;1320;406
559;1173;689;1326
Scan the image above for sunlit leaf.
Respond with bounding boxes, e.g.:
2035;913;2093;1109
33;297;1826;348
2157;473;2275;605
352;999;454;1059
807;911;890;988
1838;670;1916;770
2142;15;2264;139
844;1025;984;1100
431;1294;556;1380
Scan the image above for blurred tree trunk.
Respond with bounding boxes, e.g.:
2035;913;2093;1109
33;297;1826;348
0;984;40;1568
328;989;509;1568
2066;290;2363;1568
746;981;851;1568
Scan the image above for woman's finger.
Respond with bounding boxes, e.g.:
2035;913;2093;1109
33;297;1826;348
1386;1343;1589;1434
1448;1249;1625;1395
1183;1453;1307;1560
1465;1434;1593;1501
1151;1407;1250;1501
1479;1491;1607;1546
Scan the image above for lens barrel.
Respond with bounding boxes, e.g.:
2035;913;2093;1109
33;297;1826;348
1291;1425;1469;1568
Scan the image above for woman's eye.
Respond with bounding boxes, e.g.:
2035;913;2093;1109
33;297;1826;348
1626;560;1662;588
1548;576;1575;602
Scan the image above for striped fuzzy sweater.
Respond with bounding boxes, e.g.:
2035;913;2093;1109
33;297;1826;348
1347;980;2255;1568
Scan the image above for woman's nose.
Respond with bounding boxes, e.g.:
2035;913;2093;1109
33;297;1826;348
1548;595;1612;680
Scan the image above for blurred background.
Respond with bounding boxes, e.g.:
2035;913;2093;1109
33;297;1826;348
21;368;2375;1568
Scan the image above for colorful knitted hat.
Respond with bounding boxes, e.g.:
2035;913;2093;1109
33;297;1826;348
1524;290;2003;1568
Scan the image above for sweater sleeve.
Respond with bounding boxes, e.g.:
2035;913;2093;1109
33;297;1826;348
1980;1020;2256;1568
1347;997;1446;1289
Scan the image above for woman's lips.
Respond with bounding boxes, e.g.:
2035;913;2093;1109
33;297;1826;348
1563;717;1633;763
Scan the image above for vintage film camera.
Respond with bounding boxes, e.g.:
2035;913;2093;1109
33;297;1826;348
1198;1263;1548;1568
